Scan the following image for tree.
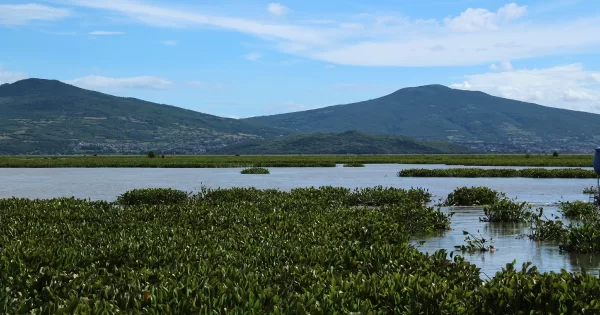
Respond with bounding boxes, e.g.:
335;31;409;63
552;151;559;157
147;151;156;158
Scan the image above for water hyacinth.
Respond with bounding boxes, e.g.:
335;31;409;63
398;168;596;178
240;167;270;174
444;186;503;206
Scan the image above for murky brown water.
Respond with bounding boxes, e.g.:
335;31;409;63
1;163;598;276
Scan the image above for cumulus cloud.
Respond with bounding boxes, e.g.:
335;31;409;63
0;67;28;84
88;31;125;35
0;3;70;25
490;61;514;71
64;75;173;90
444;3;527;32
267;3;290;17
450;63;600;113
63;1;600;67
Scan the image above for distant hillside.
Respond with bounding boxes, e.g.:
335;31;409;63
245;85;600;153
214;131;475;155
0;79;283;155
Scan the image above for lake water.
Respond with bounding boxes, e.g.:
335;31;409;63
1;163;599;277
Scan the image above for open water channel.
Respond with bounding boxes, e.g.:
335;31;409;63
1;163;599;277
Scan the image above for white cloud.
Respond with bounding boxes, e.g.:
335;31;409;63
244;52;261;61
267;3;290;17
160;40;178;46
450;63;600;113
89;31;125;35
490;60;514;71
64;1;600;67
64;75;172;90
0;67;28;84
444;3;527;32
0;3;70;25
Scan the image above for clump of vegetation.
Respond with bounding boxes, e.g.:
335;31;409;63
528;208;568;241
454;230;495;252
560;220;600;253
399;168;596;178
343;162;365;167
240;167;270;174
583;186;597;195
553;151;560;157
147;150;156;158
444;186;503;206
480;198;533;222
559;200;598;219
116;188;189;205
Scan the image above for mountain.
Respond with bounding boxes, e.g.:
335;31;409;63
245;85;600;153
0;79;284;155
213;130;475;155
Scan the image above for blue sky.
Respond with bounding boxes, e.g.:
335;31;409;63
1;0;600;118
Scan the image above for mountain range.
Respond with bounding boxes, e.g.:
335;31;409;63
1;78;599;155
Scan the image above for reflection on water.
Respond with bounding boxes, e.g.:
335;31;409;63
413;206;600;277
1;163;599;276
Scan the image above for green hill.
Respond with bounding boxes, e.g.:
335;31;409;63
0;79;284;155
214;130;475;155
245;85;600;153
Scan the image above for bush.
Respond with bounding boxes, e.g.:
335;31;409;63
117;188;189;205
559;200;598;219
444;186;503;206
528;208;568;241
147;151;156;158
240;167;270;174
560;220;600;253
553;151;559;157
480;198;533;222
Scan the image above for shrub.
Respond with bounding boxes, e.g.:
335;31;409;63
480;198;533;222
444;186;503;206
553;151;559;157
240;167;270;174
560;220;600;253
147;151;156;158
528;208;568;241
117;188;189;205
559;200;598;219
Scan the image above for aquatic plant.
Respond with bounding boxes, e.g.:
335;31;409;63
560;220;600;253
528;208;568;241
444;186;503;206
583;186;598;195
480;199;533;222
116;188;190;205
399;168;596;178
240;167;270;174
454;230;495;252
558;200;598;219
343;162;365;167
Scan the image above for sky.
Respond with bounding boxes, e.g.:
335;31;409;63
1;0;600;118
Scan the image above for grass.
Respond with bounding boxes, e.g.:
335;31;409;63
399;168;596;178
0;154;594;168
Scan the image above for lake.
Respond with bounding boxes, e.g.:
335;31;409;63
1;163;598;277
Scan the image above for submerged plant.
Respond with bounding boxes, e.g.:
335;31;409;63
480;198;533;222
444;186;503;206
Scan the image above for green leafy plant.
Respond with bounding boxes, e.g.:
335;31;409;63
240;167;270;174
528;208;568;241
444;186;503;206
343;162;365;167
116;188;189;205
398;168;595;178
454;230;494;252
559;200;598;219
480;198;533;222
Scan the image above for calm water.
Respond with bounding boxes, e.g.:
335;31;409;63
1;163;598;276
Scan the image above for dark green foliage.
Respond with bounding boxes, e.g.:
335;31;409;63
480;199;533;222
528;209;568;241
245;84;600;152
454;230;494;252
583;186;597;194
240;167;270;174
147;151;156;158
399;168;596;178
0;79;285;155
116;188;189;205
559;200;598;219
560;219;600;253
215;130;474;155
343;162;365;167
553;151;560;157
444;186;503;206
